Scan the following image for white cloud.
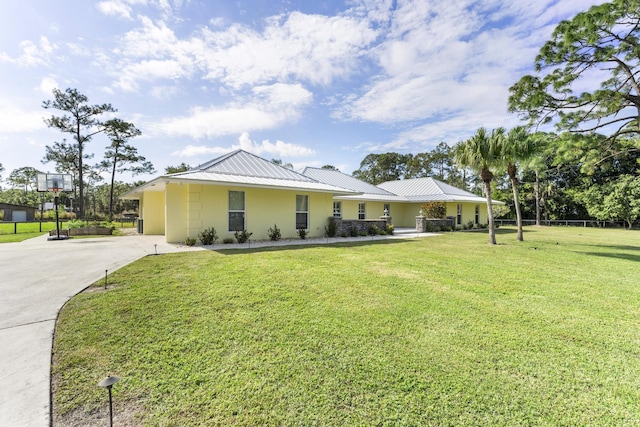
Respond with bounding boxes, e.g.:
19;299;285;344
154;83;312;138
172;132;315;159
0;103;45;133
109;10;377;92
96;1;134;20
0;36;57;67
39;77;58;95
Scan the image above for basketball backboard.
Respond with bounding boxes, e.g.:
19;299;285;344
36;173;73;194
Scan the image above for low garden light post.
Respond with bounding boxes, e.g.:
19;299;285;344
98;375;119;427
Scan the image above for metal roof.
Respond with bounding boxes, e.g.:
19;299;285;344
301;167;395;196
122;150;359;199
193;150;315;182
377;177;493;203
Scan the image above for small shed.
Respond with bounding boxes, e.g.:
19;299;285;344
0;203;37;222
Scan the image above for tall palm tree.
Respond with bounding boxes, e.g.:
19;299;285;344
501;126;536;241
454;127;504;245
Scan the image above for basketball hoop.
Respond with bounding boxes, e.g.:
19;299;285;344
37;173;74;241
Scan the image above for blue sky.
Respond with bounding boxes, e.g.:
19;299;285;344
0;0;606;183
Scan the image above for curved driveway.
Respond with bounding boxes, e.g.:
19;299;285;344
0;234;202;426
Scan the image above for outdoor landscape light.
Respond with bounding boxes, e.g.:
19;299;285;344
98;375;119;427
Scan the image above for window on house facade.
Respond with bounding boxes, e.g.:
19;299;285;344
457;203;462;225
228;190;245;231
358;202;366;220
296;195;309;229
475;205;480;224
333;201;342;218
383;203;390;216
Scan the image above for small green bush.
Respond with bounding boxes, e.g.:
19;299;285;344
325;218;337;237
456;225;464;231
234;229;253;243
385;224;394;235
466;220;474;229
268;224;282;241
421;202;447;218
198;227;218;245
340;231;348;238
425;222;434;232
297;228;307;240
367;225;380;236
222;237;235;244
349;227;359;237
184;237;196;246
359;231;367;237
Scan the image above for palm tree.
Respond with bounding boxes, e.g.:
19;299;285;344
501;126;536;241
454;127;504;245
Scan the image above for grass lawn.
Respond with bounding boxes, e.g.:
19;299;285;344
52;227;640;426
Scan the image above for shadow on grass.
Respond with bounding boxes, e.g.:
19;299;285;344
211;238;415;255
584;244;640;252
576;251;640;263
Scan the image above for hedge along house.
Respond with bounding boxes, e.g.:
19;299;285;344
121;150;358;243
302;167;496;228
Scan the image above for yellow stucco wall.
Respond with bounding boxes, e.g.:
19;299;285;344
141;191;165;235
165;183;188;242
160;183;335;242
145;182;490;242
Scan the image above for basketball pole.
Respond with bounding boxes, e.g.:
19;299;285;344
54;192;60;240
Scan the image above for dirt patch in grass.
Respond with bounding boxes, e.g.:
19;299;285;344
53;398;146;427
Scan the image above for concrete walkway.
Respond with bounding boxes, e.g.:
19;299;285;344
0;229;432;426
0;234;202;427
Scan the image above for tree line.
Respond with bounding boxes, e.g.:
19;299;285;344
0;88;154;220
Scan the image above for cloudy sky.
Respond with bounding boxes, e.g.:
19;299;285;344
0;0;606;183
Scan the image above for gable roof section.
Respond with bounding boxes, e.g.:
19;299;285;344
122;150;359;199
301;167;404;201
378;177;489;203
194;150;314;182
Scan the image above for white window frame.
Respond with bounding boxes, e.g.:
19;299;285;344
358;202;366;220
228;190;245;232
333;201;342;218
475;205;480;224
296;194;309;230
457;203;462;225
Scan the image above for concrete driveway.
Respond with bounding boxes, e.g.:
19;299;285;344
0;234;202;427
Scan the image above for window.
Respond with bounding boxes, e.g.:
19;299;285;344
383;203;390;216
333;201;342;218
228;191;245;231
475;205;480;224
457;204;462;225
296;195;309;229
358;202;366;220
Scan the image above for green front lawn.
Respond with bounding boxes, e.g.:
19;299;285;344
53;227;640;426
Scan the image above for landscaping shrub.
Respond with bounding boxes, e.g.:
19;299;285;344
268;224;282;241
184;237;196;246
198;227;218;245
367;225;380;236
421;201;446;218
349;226;359;237
297;228;307;240
325;218;337;237
222;237;234;244
234;229;252;243
466;220;474;230
385;224;394;235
